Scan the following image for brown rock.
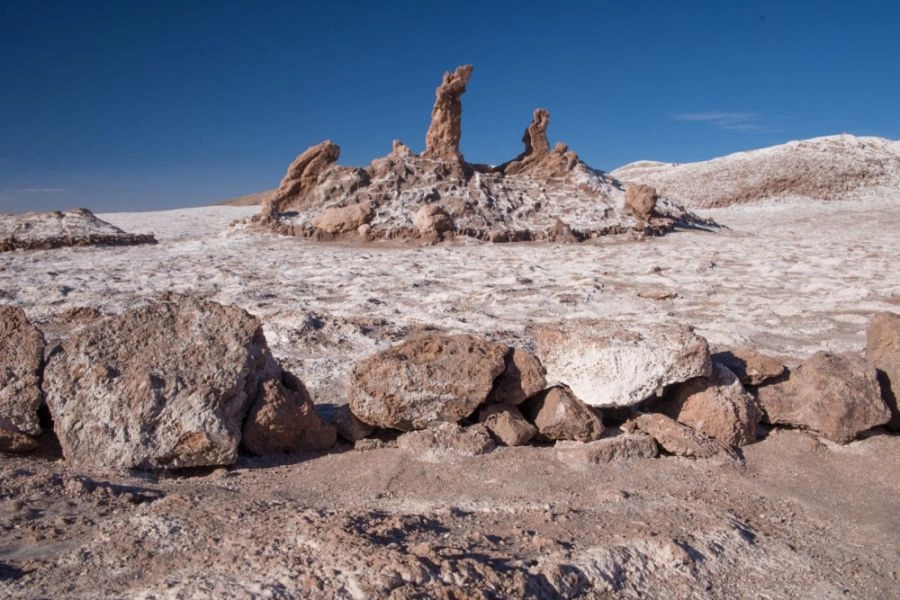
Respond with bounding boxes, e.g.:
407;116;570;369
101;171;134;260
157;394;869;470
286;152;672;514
333;404;375;443
349;333;507;430
522;386;604;442
43;295;275;470
313;202;375;234
624;184;658;221
756;351;890;443
623;413;726;458
0;427;39;453
478;404;536;446
555;434;659;465
713;347;786;386
422;65;473;162
413;204;455;237
487;347;547;405
0;306;44;448
503;109;551;175
396;422;495;459
242;372;336;455
671;364;762;447
866;311;900;431
264;140;341;215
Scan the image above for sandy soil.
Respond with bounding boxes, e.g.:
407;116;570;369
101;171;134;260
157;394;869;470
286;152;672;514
1;196;899;597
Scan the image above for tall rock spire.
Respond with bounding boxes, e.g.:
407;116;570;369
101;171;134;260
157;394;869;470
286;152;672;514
422;65;473;162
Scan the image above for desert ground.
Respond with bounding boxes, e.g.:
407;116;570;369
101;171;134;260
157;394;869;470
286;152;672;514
1;190;899;598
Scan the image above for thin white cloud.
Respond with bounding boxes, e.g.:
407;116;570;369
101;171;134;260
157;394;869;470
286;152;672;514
676;111;763;132
11;188;68;193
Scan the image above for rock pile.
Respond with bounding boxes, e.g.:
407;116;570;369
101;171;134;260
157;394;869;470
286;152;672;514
0;208;156;252
255;65;712;243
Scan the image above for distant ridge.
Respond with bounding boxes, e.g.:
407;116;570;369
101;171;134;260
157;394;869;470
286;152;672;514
214;189;274;207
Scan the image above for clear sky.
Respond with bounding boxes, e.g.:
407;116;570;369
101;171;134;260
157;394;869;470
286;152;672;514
2;0;899;213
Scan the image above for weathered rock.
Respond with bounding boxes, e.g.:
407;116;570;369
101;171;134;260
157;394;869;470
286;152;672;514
756;351;890;443
624;184;658;221
0;426;39;453
333;404;375;443
413;204;455;237
264;140;341;215
487;347;547;405
623;413;726;458
396;422;495;459
503;108;551;175
671;365;762;447
478;404;537;446
534;320;712;408
422;65;473;162
242;372;336;455
866;311;900;431
0;208;156;252
349;333;507;430
313;202;375;234
555;434;659;465
43;295;273;470
0;306;44;447
522;386;604;442
713;347;786;386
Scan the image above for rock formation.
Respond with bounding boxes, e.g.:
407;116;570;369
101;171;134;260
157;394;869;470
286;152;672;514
0;208;155;252
0;306;44;451
866;311;900;430
522;386;604;442
254;65;712;243
623;413;727;458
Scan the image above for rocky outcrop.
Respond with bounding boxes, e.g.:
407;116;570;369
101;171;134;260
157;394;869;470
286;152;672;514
422;65;473;163
555;434;659;465
0;306;44;451
522;386;604;442
413;204;455;238
242;371;336;455
478;404;536;446
670;364;762;447
349;333;507;430
712;348;786;387
623;413;726;458
756;352;890;443
0;208;155;252
264;140;342;215
534;320;712;408
313;202;375;234
624;184;658;222
487;348;547;405
396;422;495;459
866;312;900;431
43;295;275;469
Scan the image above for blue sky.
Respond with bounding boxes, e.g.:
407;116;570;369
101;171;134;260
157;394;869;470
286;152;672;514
1;1;898;213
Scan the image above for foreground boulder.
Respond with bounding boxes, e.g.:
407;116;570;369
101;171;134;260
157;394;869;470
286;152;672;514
555;434;659;465
313;202;374;234
756;351;890;443
349;333;507;430
396;422;494;460
487;347;547;405
0;306;44;451
712;347;785;386
44;296;274;469
623;413;726;458
242;371;336;455
670;365;762;447
478;404;537;446
624;184;658;222
522;386;604;442
866;312;900;431
534;320;712;408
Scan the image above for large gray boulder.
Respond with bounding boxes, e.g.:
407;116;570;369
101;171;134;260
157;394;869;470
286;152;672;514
349;333;507;430
0;306;45;450
534;320;712;408
44;295;274;469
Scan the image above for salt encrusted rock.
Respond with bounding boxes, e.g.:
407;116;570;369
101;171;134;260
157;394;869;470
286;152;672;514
0;208;155;252
333;404;375;443
623;413;725;458
349;333;507;430
242;371;336;455
44;295;273;470
312;202;375;234
522;386;604;442
478;404;537;446
756;351;890;443
414;204;455;237
264;140;341;215
422;64;473;162
624;184;658;222
0;306;44;448
487;347;547;405
712;347;786;387
396;422;495;459
866;311;900;431
671;364;762;447
534;320;712;408
555;434;659;465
